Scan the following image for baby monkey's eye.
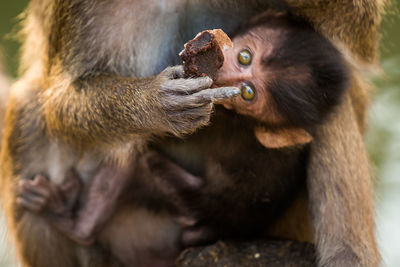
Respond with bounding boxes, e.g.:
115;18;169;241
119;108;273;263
238;49;252;65
241;83;256;101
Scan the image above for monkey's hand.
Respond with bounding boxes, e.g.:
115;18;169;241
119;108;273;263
17;171;81;216
157;66;240;136
17;172;96;245
141;151;218;246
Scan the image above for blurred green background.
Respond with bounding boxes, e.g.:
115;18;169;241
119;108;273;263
0;1;26;77
0;1;399;266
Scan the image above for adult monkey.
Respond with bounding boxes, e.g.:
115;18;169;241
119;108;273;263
0;1;383;267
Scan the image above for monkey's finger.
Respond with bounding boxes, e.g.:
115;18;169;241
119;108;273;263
31;174;52;191
17;194;46;212
17;198;42;212
32;175;64;201
17;192;46;207
148;156;204;190
23;179;65;212
161;65;185;79
19;180;51;200
171;65;185;78
190;87;240;104
32;174;50;184
61;169;81;192
163;76;213;94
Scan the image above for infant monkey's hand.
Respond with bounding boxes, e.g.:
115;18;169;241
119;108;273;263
138;151;220;247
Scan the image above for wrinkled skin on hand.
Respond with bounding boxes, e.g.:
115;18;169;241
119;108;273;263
157;65;240;136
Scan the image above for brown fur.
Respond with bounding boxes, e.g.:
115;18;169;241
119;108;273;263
0;0;383;267
286;0;386;64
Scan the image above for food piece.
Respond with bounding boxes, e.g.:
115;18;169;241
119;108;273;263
180;29;233;81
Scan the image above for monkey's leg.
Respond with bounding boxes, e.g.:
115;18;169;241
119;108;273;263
71;164;134;244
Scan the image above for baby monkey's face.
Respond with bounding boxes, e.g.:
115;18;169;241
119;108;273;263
215;26;285;124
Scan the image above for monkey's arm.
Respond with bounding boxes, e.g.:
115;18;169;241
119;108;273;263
286;0;383;63
307;93;379;266
43;67;239;150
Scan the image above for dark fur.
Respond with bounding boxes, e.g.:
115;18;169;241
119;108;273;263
262;21;349;127
156;108;309;236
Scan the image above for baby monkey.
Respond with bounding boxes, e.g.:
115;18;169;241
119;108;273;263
216;13;346;147
18;12;348;267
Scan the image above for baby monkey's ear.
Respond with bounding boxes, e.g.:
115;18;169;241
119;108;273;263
254;126;312;148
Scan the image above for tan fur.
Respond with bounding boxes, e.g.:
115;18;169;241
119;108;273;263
0;0;383;266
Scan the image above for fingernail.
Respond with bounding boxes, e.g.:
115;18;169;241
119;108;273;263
224;87;240;97
229;88;241;96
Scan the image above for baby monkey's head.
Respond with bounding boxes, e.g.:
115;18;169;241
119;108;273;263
216;12;349;128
